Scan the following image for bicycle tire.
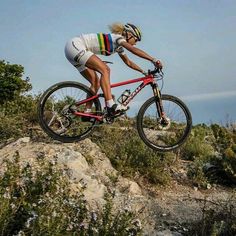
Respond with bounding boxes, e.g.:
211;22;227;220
38;81;102;142
137;94;192;152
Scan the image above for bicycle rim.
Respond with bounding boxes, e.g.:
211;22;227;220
38;81;101;142
137;95;192;152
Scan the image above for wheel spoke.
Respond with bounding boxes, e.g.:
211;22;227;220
38;82;101;142
137;95;192;151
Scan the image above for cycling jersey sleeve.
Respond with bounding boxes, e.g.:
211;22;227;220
112;34;126;55
116;46;125;55
116;37;126;45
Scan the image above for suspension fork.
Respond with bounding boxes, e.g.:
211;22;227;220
151;83;165;118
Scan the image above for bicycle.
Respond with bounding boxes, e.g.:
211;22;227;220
38;67;192;152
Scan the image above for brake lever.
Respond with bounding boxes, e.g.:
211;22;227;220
148;67;163;75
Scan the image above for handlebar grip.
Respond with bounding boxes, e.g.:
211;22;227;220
148;67;163;75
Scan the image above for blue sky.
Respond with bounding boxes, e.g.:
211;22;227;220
0;0;236;124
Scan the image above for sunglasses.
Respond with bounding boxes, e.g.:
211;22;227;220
127;35;139;43
133;36;138;42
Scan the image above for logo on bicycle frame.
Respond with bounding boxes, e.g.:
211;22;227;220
123;83;144;106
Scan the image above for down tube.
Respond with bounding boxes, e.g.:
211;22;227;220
122;82;147;107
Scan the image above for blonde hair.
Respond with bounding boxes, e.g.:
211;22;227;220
108;22;125;35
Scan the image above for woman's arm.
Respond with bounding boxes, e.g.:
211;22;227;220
120;41;155;62
120;41;163;70
118;53;145;74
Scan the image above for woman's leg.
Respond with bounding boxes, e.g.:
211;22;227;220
84;54;128;114
80;68;100;111
80;68;100;94
84;55;113;102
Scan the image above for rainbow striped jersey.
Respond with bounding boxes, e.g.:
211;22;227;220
78;33;126;56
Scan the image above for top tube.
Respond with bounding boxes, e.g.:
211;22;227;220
111;75;154;88
110;67;163;88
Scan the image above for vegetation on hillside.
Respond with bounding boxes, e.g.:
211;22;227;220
1;60;236;188
1;60;236;235
0;152;142;235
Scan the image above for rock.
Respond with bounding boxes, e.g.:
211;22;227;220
156;229;183;236
117;177;142;196
12;137;31;146
128;181;142;195
206;183;212;189
0;137;235;236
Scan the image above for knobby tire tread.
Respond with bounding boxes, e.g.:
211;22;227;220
136;94;192;152
38;81;101;143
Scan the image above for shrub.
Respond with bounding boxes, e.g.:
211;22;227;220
188;195;236;235
0;152;142;235
181;124;215;161
211;124;234;151
0;95;39;142
0;113;24;141
185;124;236;187
187;158;210;188
0;60;32;104
92;124;174;186
202;126;236;186
212;146;236;185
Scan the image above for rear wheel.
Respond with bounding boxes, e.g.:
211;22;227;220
38;81;102;142
137;94;192;152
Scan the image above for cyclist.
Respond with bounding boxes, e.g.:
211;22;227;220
64;22;163;115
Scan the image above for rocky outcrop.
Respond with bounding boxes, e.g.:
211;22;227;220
0;137;235;235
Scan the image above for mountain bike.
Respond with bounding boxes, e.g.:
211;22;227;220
38;67;192;152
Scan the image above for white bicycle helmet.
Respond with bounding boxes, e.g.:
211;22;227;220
124;23;142;41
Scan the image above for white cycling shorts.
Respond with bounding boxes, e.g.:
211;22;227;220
64;37;93;72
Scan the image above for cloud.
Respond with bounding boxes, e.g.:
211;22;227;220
180;90;236;102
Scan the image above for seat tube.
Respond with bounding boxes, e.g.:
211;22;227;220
152;83;164;117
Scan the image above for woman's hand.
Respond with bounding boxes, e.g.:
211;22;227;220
141;70;148;76
152;59;163;70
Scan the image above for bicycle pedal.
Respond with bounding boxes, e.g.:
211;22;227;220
114;111;126;118
103;113;115;124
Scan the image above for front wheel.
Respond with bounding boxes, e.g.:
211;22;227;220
137;94;192;152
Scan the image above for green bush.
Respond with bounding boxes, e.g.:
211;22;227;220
92;125;174;186
181;124;215;161
187;158;210;188
0;113;24;141
183;124;236;187
188;195;236;235
202;126;236;186
211;124;235;151
1;95;39;124
212;146;236;185
0;60;32;104
0;152;142;235
0;95;39;142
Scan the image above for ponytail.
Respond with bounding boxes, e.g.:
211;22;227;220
108;22;125;35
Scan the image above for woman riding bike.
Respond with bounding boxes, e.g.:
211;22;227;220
64;22;163;116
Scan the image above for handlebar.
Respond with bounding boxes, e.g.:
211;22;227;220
148;67;164;76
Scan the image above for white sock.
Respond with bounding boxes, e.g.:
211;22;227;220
106;99;115;108
84;108;92;113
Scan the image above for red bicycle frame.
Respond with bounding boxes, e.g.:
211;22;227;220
73;74;161;121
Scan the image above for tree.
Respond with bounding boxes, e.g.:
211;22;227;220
0;60;32;104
